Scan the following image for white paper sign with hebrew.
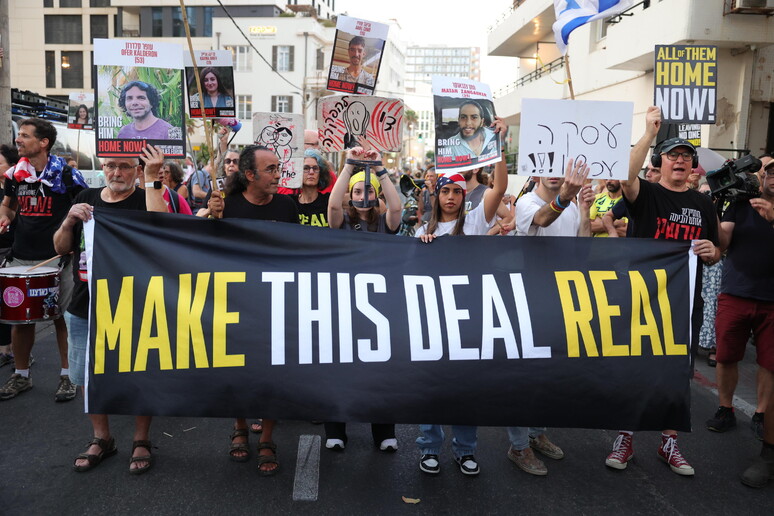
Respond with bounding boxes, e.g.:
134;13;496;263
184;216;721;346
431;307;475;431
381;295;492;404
518;99;633;180
317;95;403;152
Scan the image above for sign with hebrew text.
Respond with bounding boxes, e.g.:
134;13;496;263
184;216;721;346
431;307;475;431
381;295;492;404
518;99;633;180
317;95;403;152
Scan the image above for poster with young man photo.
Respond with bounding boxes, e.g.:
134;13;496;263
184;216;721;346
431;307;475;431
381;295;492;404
94;38;185;157
327;16;388;96
68;92;94;130
432;77;501;173
184;50;236;119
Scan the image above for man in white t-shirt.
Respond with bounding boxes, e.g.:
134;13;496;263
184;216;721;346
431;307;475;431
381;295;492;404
507;158;594;477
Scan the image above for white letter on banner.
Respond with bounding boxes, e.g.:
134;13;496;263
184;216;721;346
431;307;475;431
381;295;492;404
670;88;684;120
655;88;669;119
440;275;477;360
354;274;391;362
298;273;332;364
337;273;353;363
481;274;519;359
510;273;549;358
262;272;295;365
403;276;443;361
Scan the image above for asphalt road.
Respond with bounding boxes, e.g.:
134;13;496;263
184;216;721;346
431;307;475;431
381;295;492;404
1;323;772;515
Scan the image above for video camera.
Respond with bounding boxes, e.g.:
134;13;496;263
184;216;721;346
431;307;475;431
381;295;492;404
706;155;761;202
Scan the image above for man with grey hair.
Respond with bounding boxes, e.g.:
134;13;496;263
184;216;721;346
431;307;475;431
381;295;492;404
53;146;167;474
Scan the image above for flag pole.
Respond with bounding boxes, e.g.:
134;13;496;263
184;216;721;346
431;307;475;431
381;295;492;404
564;53;576;100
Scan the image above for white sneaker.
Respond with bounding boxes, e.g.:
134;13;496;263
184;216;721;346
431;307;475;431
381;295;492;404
325;438;345;451
379;438;398;452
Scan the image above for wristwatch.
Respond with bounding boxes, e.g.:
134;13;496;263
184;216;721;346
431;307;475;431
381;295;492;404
144;181;162;190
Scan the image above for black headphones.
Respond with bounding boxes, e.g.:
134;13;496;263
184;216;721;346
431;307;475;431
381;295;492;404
651;138;699;168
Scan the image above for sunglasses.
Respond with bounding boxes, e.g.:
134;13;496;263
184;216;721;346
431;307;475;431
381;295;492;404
224;158;239;165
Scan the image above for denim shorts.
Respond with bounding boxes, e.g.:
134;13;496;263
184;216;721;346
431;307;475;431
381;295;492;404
65;311;89;386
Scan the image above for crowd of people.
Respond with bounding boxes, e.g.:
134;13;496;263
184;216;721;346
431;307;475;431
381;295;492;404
0;109;771;488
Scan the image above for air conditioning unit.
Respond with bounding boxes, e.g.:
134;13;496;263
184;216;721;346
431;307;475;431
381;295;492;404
734;0;774;9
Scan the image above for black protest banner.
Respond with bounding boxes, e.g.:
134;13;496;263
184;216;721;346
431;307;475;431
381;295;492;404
654;44;717;124
87;208;696;431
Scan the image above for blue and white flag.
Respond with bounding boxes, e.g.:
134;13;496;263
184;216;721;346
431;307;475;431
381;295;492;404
553;0;634;55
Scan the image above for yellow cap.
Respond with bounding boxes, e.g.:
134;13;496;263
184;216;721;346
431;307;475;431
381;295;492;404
349;171;381;195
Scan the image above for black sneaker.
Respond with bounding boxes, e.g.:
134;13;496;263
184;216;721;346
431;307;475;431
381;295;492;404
706;406;736;432
455;455;480;476
419;454;440;474
751;412;764;441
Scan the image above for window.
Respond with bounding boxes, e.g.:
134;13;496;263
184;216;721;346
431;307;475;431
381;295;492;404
237;95;252;120
316;48;325;71
91;0;111;6
60;0;82;7
61;51;84;88
45;51;56;88
44;0;54;7
151;7;163;37
44;15;83;44
90;15;108;42
226;46;252;72
273;46;294;72
272;96;293;113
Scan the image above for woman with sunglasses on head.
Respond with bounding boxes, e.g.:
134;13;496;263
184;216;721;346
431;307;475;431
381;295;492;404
323;145;401;453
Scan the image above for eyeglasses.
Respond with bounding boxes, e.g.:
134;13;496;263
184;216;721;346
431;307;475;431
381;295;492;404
664;151;694;162
224;158;239;165
103;163;135;171
303;165;320;173
765;170;774;178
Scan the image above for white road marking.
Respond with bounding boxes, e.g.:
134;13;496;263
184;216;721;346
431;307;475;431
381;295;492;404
292;434;321;502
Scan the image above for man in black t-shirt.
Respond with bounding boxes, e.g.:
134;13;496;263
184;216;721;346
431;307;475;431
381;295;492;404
53;146;167;474
707;160;774;488
208;144;297;476
0;118;88;402
603;106;721;478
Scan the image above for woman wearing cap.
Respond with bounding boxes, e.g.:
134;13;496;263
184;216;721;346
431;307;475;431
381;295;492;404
412;118;508;476
324;146;401;452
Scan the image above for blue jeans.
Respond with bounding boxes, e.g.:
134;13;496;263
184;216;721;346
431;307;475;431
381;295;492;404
416;425;477;458
65;312;88;386
507;427;547;450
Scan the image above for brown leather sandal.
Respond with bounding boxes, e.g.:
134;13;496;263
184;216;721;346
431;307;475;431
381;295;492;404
129;440;154;475
229;428;250;462
257;441;279;476
73;436;117;472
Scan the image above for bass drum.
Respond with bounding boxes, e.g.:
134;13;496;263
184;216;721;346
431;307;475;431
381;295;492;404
0;266;60;324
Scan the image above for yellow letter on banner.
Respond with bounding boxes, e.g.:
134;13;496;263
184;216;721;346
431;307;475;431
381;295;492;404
134;276;173;372
655;269;687;356
94;277;134;374
555;271;599;358
212;272;245;368
589;271;627;357
176;273;211;369
630;271;664;356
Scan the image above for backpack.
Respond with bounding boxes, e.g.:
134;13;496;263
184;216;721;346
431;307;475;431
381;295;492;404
185;168;211;212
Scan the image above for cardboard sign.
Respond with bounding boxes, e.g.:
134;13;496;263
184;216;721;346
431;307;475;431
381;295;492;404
94;39;185;158
68;92;94;130
518;99;633;180
433;77;502;173
654;45;717;124
252;112;304;189
326;16;388;96
184;50;236;119
317;95;403;152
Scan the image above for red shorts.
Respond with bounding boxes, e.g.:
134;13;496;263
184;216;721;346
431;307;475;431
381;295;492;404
715;293;774;371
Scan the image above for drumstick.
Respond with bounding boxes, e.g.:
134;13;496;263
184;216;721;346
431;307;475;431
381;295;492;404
26;255;61;272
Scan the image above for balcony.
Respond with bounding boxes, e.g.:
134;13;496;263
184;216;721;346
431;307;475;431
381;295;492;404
488;0;555;58
493;57;568;124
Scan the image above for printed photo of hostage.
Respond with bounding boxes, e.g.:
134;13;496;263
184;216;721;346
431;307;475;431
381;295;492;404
68;92;94;130
433;77;501;174
327;16;389;95
94;38;185;158
186;66;235;118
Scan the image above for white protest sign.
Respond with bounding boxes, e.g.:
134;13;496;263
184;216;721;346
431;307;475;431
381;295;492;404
252;112;304;189
518;99;633;180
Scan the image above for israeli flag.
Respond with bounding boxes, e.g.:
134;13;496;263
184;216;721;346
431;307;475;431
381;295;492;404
553;0;634;55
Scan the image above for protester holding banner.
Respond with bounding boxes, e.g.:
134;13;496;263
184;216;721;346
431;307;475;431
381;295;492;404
0;118;89;402
53;145;168;474
292;150;332;227
208;144;298;475
609;106;721;477
324;146;400;452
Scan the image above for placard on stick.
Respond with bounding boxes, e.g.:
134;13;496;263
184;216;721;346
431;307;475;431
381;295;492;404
654;45;717;124
252;112;304;189
94;38;185;157
432;77;501;173
184;50;235;119
518;99;633;180
68;92;94;130
317;95;403;152
327;16;388;95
